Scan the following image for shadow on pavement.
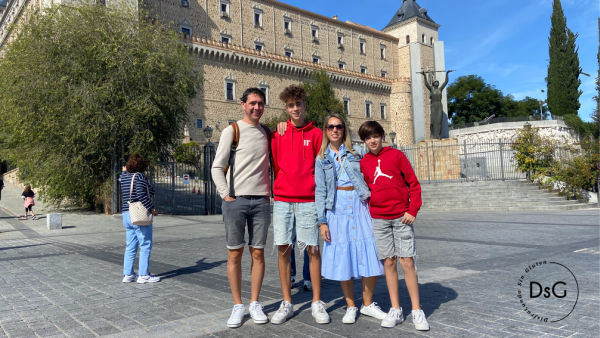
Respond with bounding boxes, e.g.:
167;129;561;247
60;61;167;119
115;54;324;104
264;278;458;319
0;243;49;251
158;257;227;280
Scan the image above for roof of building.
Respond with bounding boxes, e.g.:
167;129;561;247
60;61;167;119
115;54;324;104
384;0;436;30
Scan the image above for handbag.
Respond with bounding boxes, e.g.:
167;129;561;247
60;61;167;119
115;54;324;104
128;173;153;226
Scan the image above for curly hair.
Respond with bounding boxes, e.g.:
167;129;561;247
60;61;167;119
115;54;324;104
125;154;150;173
279;84;306;103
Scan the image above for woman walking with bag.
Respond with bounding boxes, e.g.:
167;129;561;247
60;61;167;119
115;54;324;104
120;154;160;283
315;114;385;324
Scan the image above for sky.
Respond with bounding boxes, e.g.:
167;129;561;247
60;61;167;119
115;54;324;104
281;0;599;122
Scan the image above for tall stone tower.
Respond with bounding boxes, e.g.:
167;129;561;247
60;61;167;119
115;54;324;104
383;0;448;144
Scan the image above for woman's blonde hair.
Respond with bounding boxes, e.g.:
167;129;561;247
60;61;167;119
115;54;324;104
318;113;357;159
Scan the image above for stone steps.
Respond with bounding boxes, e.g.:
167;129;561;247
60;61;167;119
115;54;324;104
420;180;595;211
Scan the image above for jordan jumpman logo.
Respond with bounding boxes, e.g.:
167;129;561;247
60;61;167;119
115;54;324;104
373;159;393;184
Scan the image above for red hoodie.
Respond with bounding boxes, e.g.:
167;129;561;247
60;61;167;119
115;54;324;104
360;147;422;219
272;120;323;202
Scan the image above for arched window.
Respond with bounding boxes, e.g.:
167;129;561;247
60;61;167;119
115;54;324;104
422;34;425;43
430;37;434;45
406;35;410;44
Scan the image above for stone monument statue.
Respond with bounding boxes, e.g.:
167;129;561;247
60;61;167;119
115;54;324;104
419;70;453;139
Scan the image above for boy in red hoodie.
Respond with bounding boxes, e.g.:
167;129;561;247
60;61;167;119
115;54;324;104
358;121;429;331
270;85;329;325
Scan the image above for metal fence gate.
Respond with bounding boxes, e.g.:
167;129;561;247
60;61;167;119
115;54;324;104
147;145;220;215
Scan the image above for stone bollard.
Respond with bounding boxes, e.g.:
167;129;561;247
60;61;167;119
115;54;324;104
47;213;62;230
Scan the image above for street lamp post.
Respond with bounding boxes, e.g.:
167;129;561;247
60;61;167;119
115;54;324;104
203;126;216;215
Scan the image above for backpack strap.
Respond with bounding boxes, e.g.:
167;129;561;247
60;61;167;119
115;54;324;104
260;124;274;197
225;121;240;198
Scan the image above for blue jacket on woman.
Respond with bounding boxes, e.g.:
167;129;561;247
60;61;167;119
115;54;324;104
315;144;370;225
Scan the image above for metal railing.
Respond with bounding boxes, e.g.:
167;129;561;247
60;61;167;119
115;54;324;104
399;140;525;183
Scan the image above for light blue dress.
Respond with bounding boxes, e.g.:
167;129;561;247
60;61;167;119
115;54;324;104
321;146;383;281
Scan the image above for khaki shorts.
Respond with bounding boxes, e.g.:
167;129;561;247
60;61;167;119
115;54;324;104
371;217;416;259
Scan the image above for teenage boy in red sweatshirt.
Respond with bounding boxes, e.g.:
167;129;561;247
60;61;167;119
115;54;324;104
270;85;330;325
358;121;430;331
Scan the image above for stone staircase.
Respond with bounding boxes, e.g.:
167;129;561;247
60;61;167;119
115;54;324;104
420;180;595;211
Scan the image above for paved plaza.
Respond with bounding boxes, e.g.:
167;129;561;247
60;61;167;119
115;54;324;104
0;182;599;337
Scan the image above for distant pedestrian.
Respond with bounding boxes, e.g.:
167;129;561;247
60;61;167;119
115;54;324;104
211;88;271;328
21;184;37;220
120;154;160;284
315;114;385;324
359;121;429;331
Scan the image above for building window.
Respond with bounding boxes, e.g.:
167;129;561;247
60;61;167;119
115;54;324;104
430;37;434;45
360;66;367;74
311;26;319;41
284;48;293;57
406;35;410;44
359;39;366;54
196;119;203;128
380;44;386;59
313;56;320;64
343;98;350;116
258;82;269;105
337;32;344;46
422;34;425;43
284;17;292;34
380;104;386;120
338;61;345;69
254;9;263;27
381;70;387;78
180;26;191;39
221;34;231;44
220;0;230;18
225;80;236;101
180;0;189;8
365;101;372;118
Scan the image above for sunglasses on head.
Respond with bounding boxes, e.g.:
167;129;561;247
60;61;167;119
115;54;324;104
326;124;345;131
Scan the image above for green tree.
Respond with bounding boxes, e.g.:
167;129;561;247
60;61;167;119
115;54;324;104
0;4;199;209
546;0;582;117
447;75;505;126
303;71;345;127
174;142;202;173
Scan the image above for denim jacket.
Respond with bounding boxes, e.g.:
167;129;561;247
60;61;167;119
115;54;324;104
314;144;370;224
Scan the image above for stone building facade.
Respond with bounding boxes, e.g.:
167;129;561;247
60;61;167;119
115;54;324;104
1;0;448;146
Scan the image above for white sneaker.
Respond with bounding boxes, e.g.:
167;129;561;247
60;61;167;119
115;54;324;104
311;300;330;324
136;275;160;283
303;280;312;291
122;275;136;283
381;307;404;328
360;302;387;320
412;309;430;331
227;304;245;328
248;301;268;324
342;306;358;324
271;301;293;324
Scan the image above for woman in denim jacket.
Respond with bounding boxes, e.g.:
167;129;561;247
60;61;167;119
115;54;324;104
315;113;385;324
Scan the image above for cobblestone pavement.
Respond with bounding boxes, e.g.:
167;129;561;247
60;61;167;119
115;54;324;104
0;184;598;337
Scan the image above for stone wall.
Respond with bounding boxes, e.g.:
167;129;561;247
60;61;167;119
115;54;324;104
449;120;578;145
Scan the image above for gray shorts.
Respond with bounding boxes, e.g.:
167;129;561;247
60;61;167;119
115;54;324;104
372;217;416;259
222;196;270;250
